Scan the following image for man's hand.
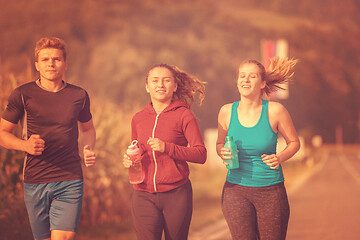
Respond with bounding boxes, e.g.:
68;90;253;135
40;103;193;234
83;145;96;167
25;134;45;155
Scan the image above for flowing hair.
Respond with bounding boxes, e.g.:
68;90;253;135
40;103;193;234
241;57;298;96
146;64;206;108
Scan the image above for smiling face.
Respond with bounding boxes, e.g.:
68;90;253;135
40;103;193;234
35;48;67;83
237;63;266;98
146;66;178;106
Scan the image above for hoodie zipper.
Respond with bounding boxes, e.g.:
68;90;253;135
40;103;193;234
152;113;160;192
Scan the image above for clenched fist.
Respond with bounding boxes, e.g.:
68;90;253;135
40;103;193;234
26;135;45;155
83;145;96;167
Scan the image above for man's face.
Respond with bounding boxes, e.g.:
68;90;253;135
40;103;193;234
35;48;67;82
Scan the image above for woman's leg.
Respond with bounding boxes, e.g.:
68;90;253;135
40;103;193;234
131;190;164;240
254;183;290;240
222;181;258;240
162;181;193;240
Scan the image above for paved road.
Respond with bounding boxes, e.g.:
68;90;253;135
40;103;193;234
189;145;360;240
287;146;360;240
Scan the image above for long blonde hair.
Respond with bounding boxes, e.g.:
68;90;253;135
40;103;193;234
146;64;206;108
241;57;298;96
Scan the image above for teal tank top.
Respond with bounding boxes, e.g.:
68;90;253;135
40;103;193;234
226;99;284;187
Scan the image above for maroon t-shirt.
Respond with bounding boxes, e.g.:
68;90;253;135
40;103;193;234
2;80;92;184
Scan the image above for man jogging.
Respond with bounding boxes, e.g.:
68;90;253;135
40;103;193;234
0;37;96;240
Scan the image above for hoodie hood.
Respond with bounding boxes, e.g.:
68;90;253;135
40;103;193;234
144;99;188;114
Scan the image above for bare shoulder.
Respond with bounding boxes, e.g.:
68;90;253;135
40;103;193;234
218;103;233;119
268;101;288;115
268;101;292;124
218;103;233;128
219;103;232;114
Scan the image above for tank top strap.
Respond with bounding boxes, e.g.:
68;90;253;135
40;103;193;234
229;101;240;129
231;101;240;117
261;99;269;122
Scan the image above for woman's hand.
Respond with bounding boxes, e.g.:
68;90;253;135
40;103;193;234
147;137;165;152
123;154;132;168
262;154;280;169
220;147;232;166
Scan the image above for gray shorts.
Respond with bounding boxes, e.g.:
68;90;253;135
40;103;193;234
24;179;84;240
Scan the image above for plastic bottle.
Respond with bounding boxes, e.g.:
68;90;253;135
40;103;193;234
224;136;239;169
127;140;144;184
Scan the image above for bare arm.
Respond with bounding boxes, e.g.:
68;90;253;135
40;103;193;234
276;105;300;163
79;119;96;167
262;103;300;169
216;104;232;163
0;118;44;155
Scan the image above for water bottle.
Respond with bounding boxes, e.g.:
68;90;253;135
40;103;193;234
127;140;144;184
224;136;239;169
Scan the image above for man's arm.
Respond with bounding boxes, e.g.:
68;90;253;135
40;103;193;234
78;119;96;167
0;118;44;155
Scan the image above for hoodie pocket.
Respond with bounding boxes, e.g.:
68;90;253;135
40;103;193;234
156;156;189;184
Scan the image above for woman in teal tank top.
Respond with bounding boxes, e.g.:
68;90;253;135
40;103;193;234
216;57;300;240
227;99;284;187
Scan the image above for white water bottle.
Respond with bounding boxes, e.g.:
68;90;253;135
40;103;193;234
127;140;144;184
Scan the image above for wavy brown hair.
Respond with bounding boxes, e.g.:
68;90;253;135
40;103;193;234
146;64;206;108
241;57;298;96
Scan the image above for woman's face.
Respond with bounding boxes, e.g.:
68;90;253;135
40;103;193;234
146;67;178;104
237;63;266;98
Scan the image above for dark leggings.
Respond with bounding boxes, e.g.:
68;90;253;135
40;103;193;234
222;181;290;240
131;180;193;240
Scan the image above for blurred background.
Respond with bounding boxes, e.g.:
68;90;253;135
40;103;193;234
0;0;359;239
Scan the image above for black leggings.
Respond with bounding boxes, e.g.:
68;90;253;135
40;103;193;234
222;181;290;240
131;180;193;240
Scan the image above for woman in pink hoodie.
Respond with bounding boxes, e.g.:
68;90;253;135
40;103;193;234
123;64;207;240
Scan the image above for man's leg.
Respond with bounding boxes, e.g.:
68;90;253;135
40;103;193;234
24;183;52;240
51;230;76;240
49;180;84;239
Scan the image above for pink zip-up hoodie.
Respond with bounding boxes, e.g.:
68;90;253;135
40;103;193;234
131;99;207;193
